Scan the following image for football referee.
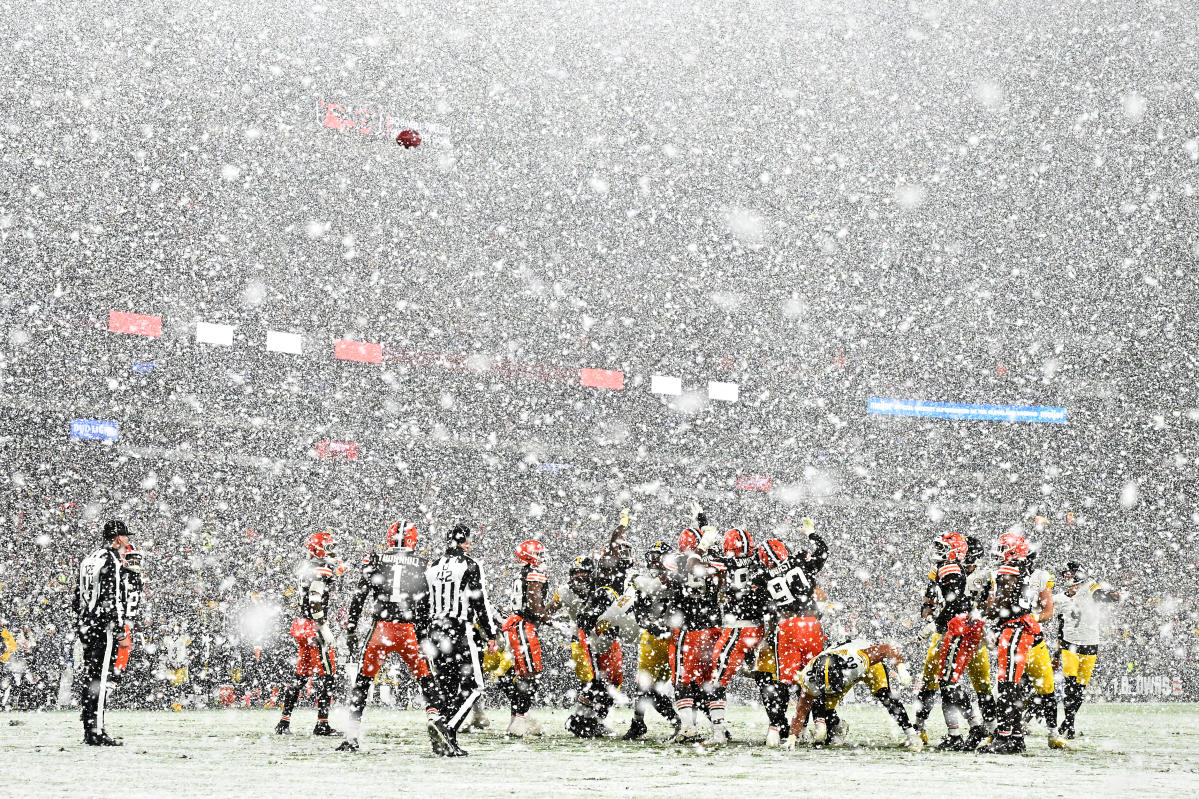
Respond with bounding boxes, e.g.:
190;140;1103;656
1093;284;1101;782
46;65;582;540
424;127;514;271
74;519;130;746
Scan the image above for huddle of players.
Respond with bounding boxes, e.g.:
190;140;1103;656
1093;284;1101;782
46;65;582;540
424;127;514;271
274;509;932;755
913;527;1121;754
274;511;1116;757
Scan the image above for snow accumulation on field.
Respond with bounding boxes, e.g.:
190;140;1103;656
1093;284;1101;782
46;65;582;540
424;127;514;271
2;705;1196;798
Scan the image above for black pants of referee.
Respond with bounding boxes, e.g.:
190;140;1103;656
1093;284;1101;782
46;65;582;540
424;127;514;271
78;622;119;737
429;621;484;732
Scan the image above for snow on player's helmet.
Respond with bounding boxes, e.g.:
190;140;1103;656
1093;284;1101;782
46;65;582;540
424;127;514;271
306;530;335;559
723;528;755;558
757;538;789;568
678;528;700;553
386;520;419;550
993;531;1030;564
935;531;968;563
515;539;546;567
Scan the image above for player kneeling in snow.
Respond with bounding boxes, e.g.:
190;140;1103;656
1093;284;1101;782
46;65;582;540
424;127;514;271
786;639;923;751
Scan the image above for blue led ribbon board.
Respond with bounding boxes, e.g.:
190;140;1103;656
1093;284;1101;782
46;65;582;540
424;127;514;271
867;398;1067;424
69;419;121;442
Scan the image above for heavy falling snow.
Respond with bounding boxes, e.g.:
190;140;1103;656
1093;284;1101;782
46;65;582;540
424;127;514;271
1;0;1198;796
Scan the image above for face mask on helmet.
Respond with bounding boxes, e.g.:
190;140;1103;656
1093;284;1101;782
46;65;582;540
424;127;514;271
516;540;546;567
307;531;335;559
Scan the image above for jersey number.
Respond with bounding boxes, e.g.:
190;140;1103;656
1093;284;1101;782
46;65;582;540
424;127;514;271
767;567;810;604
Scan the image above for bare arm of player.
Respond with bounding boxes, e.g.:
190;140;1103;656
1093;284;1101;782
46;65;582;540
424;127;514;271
790;691;816;739
1037;587;1054;623
864;643;904;668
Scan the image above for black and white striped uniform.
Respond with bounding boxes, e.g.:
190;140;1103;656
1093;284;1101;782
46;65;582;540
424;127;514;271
424;548;498;731
74;545;124;737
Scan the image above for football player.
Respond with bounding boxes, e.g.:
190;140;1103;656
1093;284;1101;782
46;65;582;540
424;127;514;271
668;516;726;743
501;539;562;737
1054;562;1121;739
276;530;341;737
112;544;144;687
710;528;769;745
1023;540;1065;748
757;524;828;734
913;534;996;744
929;532;988;750
338;520;450;753
618;541;681;740
980;530;1058;753
563;557;624;738
787;639;922;751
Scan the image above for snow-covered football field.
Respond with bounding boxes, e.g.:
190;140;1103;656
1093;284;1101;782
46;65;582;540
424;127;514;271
2;704;1196;797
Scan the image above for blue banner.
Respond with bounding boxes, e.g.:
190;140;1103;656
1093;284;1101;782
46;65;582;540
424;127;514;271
69;419;121;442
131;362;155;375
867;398;1067;424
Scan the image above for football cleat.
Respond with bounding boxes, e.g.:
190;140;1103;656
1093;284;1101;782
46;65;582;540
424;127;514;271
427;719;452;757
526;716;543;736
935;734;967;752
622;718;648;740
312;722;340;737
274;720;292;735
507;715;529;738
701;723;729;747
829;719;849;746
979;735;1026;755
765;726;781;748
336;738;359;752
811;719;828;745
901;730;924;752
447;728;468;757
963;725;988;750
84;731;124;746
669;724;702;744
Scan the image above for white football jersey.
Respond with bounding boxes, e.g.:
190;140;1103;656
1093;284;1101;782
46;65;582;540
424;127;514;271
1055;580;1113;646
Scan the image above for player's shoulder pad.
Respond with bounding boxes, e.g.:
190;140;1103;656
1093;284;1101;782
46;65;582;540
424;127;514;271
927;570;937;582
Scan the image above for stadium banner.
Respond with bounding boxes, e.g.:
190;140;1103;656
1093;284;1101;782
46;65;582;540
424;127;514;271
708;380;739;402
333;339;383;364
650;375;683;396
131;362;155;375
196;321;234;346
315;440;359;460
735;475;773;491
69;418;120;442
108;310;162;337
266;330;303;354
867;397;1067;424
579;367;625;390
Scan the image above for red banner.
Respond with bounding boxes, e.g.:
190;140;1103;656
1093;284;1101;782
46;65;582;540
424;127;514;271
315;440;359;460
108;310;162;338
579;367;625;390
735;475;773;491
334;339;382;364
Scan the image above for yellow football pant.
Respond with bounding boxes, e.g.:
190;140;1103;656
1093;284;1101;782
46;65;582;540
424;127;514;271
637;631;672;686
922;634;993;695
1025;640;1054;695
1061;648;1097;686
